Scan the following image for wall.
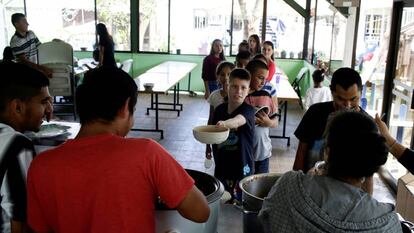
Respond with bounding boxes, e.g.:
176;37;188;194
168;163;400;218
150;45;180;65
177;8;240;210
74;52;311;93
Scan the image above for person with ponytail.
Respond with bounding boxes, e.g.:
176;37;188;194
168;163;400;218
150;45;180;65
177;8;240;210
96;23;116;68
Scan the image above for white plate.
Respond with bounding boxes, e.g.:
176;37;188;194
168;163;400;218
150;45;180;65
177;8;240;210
33;124;70;138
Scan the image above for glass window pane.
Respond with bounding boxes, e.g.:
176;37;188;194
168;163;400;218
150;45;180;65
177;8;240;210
385;6;414;180
139;0;168;52
307;0;316;63
313;0;333;68
355;1;392;115
170;0;232;55
266;0;305;59
97;0;131;51
26;0;96;51
0;0;25;56
231;0;264;55
330;11;346;64
294;0;307;10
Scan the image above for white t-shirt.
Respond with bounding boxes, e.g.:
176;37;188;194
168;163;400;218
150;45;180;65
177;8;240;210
207;89;225;109
305;86;332;109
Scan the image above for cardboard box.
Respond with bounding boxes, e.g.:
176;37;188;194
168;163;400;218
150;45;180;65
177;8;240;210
334;0;360;7
396;173;414;222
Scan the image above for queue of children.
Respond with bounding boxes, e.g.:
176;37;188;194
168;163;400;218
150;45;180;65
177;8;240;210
202;36;281;204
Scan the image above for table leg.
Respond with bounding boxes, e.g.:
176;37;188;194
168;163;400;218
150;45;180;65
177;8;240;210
270;101;291;146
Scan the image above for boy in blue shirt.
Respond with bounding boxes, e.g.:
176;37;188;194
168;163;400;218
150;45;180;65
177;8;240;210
212;68;255;203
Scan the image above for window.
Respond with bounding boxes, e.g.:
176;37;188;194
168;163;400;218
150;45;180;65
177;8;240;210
231;0;264;55
97;0;131;51
313;0;334;66
266;0;305;59
0;0;25;57
26;0;95;51
170;0;232;55
330;11;347;69
139;0;169;52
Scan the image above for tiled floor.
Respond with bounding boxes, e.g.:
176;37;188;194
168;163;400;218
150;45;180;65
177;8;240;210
126;93;396;233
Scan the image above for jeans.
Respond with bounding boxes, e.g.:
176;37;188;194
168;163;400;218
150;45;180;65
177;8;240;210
254;158;269;174
208;80;220;93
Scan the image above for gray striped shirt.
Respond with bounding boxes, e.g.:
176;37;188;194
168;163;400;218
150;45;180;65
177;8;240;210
10;30;41;64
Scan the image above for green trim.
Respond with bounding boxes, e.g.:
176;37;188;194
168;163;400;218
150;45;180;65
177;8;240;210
283;0;306;18
74;52;309;93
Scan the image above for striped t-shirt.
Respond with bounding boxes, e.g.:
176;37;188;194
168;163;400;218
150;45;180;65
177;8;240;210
0;123;35;231
10;30;41;64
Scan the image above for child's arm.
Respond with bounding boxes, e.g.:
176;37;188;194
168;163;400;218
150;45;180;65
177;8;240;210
256;111;278;128
216;114;246;129
205;105;215;159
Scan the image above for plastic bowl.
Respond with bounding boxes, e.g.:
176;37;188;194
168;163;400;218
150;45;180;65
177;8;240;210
193;125;229;144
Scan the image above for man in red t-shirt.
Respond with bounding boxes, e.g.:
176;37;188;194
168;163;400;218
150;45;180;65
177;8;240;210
27;67;210;233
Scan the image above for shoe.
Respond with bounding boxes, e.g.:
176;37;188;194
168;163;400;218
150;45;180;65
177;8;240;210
221;191;232;202
204;158;213;169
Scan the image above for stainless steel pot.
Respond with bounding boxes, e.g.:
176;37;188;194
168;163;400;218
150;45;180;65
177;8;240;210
239;173;282;233
156;169;224;233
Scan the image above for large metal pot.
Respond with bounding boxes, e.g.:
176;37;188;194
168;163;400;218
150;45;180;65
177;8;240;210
239;173;282;233
155;169;224;233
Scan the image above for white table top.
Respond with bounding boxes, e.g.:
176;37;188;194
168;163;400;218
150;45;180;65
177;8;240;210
274;72;300;102
136;61;197;93
135;72;188;93
146;61;197;75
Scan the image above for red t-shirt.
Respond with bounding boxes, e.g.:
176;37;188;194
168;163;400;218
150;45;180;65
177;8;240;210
27;134;194;233
266;60;276;82
201;54;223;81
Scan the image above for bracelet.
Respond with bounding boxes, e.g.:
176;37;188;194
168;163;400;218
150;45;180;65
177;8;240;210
389;139;397;150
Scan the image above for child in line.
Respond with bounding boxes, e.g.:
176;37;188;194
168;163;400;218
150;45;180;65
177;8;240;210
238;40;249;52
245;60;278;174
205;61;236;166
248;34;261;59
201;39;226;99
235;50;250;68
304;68;332;109
253;54;278;108
212;68;255;203
262;41;276;82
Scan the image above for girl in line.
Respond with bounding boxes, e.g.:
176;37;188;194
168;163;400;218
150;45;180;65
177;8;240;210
248;34;261;58
262;41;276;82
201;39;226;99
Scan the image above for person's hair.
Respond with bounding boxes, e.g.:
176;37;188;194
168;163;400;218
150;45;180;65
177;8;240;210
253;54;268;65
325;111;388;179
248;34;261;55
238;40;249;52
229;68;251;82
96;23;113;46
0;63;49;114
236;51;251;61
245;59;268;77
312;68;325;84
216;61;235;75
262;41;274;60
209;39;225;60
2;47;14;62
11;13;25;26
76;67;137;124
330;67;362;92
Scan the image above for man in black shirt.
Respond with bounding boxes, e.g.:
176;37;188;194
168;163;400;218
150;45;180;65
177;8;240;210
293;67;373;194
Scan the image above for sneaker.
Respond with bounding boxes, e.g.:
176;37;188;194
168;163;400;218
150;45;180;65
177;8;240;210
204;158;213;169
221;191;232;202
